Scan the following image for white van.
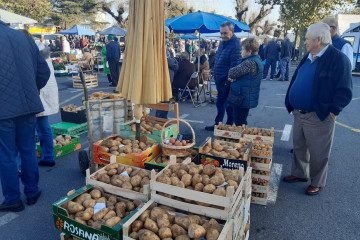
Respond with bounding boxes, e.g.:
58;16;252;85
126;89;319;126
342;22;360;72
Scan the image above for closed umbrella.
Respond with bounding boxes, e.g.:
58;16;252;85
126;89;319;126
59;24;95;35
117;0;171;138
0;9;37;24
176;34;198;40
98;25;127;36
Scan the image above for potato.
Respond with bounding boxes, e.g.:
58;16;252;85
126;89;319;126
176;181;185;188
175;235;190;240
74;193;92;204
203;184;216;193
78;208;94;220
159;227;172;239
107;196;117;205
144;217;159;233
131;220;143;232
83;199;96;208
188;223;206;238
105;216;121;228
188;215;203;225
213;187;226;196
74;217;87;225
150;207;165;221
138;169;150;178
171;224;187;238
227;180;239;191
90;189;102;200
68;201;84;214
92;207;109;221
174;216;190;229
119;174;131;182
181;174;192;187
91;219;106;230
67;189;76;196
131;175;142;187
122;181;133;190
169;164;180;173
208;219;222;233
191;174;202;187
206;228;220;240
140;177;150;188
107;168;118;176
115;202;127;218
96;197;107;203
203;165;216;176
225;173;239;182
129;232;139;239
177;169;187;179
157;214;170;228
188;166;199;176
125;201;136;211
111;175;123;187
158;176;171;185
163;169;172;177
138;229;160;240
170;176;180;186
103;210;116;221
194;182;204;191
111;151;120;156
210;175;225;186
98;174;111;184
139;209;150;222
202;175;210;185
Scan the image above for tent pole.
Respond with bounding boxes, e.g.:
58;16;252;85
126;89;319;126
197;32;201;102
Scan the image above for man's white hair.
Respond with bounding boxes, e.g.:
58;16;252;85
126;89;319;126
307;22;332;45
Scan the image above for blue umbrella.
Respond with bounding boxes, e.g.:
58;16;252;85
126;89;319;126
59;24;95;35
98;25;127;36
165;11;250;34
176;34;198;40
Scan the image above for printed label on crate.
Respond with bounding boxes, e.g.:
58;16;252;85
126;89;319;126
251;149;272;159
252;176;270;183
193;154;248;171
214;128;243;140
243;134;274;143
251;184;269;193
250;160;272;171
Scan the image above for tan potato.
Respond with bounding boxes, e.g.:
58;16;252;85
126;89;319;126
122;181;133;190
175;235;190;240
67;189;76;196
170;176;180;186
83;199;96;208
171;224;187;238
191;174;202;187
194;182;204;191
107;168;118;176
130;175;142;187
177;169;187;179
208;219;223;233
225;173;239;182
139;209;150;222
188;223;206;238
140;177;150;188
110;175;123;187
98;174;111;184
103;210;116;221
129;232;139;239
174;216;190;229
105;216;121;228
163;169;172;177
157;214;170;228
96;197;107;203
144;217;159;233
125;201;135;211
74;217;87;225
213;187;226;197
188;215;203;225
202;165;216;176
159;227;172;239
210;174;225;186
202;175;210;185
131;220;143;232
157;176;171;185
107;196;117;205
92;207;109;221
138;229;160;240
115;202;127;218
227;180;239;191
176;181;185;188
74;193;92;204
203;184;216;193
181;174;192;187
90;189;102;200
150;207;165;221
91;219;106;230
206;228;220;240
67;201;84;214
188;166;199;176
138;169;150;178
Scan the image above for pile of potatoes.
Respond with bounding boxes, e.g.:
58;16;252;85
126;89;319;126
100;136;154;156
62;188;142;229
151;150;198;165
252;179;269;186
243;127;273;136
90;163;150;193
63;104;85;113
53;135;73;148
215;122;244;132
156;163;241;201
252;192;267;199
130;121;163;134
251;157;271;164
200;141;249;160
128;204;224;240
252;169;271;176
252;141;273;151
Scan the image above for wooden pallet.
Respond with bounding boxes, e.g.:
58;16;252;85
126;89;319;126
150;159;247;220
72;74;98;89
122;200;235;240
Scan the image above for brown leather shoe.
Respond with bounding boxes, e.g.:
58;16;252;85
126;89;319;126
283;175;308;183
306;185;321;195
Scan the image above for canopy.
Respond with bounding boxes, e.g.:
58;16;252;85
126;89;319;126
98;25;127;36
117;0;171;105
201;32;256;40
0;9;37;24
59;24;95;35
176;34;198;40
165;10;250;34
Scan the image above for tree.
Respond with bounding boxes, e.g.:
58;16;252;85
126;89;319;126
164;0;189;19
51;0;101;28
101;0;128;28
235;0;281;34
0;0;53;22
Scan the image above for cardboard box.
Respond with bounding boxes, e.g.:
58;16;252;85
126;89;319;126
53;185;141;240
93;135;160;167
36;135;81;159
60;108;87;124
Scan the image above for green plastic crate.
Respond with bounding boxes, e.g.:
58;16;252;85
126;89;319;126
51;122;88;136
36;135;81;159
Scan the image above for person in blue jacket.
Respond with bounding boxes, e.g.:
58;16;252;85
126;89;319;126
205;21;241;131
106;35;121;87
0;21;50;212
283;22;352;195
227;38;264;126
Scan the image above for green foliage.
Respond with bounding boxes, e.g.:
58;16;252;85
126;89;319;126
52;62;66;70
164;0;189;19
0;0;53;22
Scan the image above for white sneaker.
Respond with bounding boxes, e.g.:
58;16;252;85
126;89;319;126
269;78;273;81
262;78;267;81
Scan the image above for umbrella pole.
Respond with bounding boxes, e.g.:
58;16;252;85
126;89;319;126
197;33;201;102
134;104;143;142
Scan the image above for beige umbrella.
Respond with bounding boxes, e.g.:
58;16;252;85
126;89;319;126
117;0;172;124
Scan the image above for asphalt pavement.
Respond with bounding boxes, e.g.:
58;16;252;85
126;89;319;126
0;65;359;240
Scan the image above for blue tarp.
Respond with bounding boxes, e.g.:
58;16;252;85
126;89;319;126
176;34;198;40
98;26;127;36
59;24;95;35
165;11;250;34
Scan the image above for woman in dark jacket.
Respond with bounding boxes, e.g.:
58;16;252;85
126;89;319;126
172;52;196;100
227;38;264;126
208;49;216;70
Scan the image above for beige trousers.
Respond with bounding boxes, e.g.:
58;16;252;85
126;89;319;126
291;110;335;187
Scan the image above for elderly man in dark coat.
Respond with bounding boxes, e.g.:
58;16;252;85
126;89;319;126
0;22;50;212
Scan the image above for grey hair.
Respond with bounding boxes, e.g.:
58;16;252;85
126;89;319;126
322;17;338;29
40;47;51;59
220;21;234;31
165;26;170;34
180;52;189;60
307;22;332;45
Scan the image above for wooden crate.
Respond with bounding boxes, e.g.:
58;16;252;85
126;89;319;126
150;160;248;220
214;125;244;140
243;127;275;144
72;73;98;88
250;157;272;172
251;193;268;205
85;158;150;201
122;200;235;240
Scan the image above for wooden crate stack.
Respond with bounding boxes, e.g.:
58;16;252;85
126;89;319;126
72;73;98;88
213;123;244;144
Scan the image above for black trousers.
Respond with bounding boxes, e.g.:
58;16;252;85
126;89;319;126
232;106;250;126
108;58;120;86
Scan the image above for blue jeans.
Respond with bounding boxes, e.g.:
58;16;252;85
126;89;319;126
263;58;277;79
0;114;39;203
280;57;291;80
232;107;250;126
18;116;54;170
215;83;233;125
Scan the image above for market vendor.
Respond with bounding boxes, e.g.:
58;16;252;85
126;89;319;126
79;48;94;70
